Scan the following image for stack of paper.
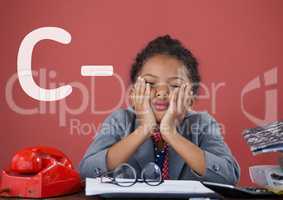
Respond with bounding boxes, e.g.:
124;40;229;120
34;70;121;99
249;165;283;194
243;121;283;155
85;178;216;198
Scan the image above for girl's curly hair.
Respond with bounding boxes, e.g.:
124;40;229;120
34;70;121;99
130;35;201;96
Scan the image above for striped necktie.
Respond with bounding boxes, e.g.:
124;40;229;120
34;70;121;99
151;131;169;180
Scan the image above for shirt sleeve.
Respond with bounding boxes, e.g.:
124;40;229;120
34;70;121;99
79;109;134;178
190;112;240;185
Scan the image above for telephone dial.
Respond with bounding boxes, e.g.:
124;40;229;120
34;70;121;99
0;146;82;198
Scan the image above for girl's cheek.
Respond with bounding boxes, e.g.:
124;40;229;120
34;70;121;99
150;89;156;99
149;95;154;103
149;92;155;106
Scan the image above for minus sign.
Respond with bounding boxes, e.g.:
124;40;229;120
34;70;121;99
81;65;113;76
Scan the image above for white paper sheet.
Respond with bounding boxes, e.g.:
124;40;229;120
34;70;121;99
85;178;215;196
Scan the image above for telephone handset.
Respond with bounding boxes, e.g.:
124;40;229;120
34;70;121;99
0;146;82;198
10;146;73;174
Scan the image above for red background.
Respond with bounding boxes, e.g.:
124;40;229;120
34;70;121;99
1;0;282;186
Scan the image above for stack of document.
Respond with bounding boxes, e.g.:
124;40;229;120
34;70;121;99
249;165;283;194
243;121;283;155
243;121;283;193
85;178;217;198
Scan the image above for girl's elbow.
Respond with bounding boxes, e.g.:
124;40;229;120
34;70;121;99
228;163;241;185
79;160;88;179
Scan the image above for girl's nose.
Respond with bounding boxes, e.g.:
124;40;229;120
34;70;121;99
155;85;169;99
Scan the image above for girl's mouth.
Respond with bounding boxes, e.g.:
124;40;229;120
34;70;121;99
153;101;169;111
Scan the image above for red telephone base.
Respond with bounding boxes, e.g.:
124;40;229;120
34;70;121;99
0;164;82;198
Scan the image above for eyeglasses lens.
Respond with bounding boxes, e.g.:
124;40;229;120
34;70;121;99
142;162;162;186
113;164;136;187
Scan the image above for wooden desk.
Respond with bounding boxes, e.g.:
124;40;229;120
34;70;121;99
1;192;282;200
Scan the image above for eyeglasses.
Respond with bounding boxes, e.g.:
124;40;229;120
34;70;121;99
98;162;164;187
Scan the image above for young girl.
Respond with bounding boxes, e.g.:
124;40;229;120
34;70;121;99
80;35;240;185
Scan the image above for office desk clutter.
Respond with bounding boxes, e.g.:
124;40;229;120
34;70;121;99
243;121;283;194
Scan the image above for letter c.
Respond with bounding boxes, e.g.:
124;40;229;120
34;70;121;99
17;27;72;101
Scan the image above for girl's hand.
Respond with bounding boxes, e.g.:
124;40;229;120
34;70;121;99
130;77;157;137
160;83;193;140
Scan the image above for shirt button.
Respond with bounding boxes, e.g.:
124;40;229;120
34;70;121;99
94;168;102;175
212;165;220;171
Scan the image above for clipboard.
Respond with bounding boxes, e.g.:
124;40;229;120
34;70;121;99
202;181;279;198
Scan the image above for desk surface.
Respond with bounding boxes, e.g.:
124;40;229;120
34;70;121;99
0;192;282;200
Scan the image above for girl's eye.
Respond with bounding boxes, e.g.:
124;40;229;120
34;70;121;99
145;81;155;86
170;85;181;88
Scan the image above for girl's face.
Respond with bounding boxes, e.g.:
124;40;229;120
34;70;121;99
139;54;191;122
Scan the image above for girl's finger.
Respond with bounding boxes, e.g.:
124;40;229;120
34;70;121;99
183;89;190;109
169;87;179;113
184;85;193;111
136;77;142;105
140;78;146;103
134;76;140;91
133;77;139;101
133;77;142;108
144;83;150;101
144;83;151;111
177;84;186;114
129;86;135;108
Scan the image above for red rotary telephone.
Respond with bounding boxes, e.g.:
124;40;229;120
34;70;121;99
0;146;82;198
